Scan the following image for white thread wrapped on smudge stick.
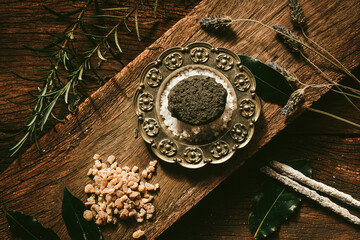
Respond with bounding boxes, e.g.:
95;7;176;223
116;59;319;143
261;162;360;226
269;161;360;209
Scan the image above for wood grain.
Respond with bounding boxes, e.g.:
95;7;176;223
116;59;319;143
159;90;360;239
140;81;360;239
0;0;359;239
0;0;201;172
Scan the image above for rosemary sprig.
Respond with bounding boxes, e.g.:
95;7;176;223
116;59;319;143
11;0;92;156
10;0;159;156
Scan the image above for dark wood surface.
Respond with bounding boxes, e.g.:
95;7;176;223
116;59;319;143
158;91;360;239
0;0;359;239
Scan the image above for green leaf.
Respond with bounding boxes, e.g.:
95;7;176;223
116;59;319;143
97;48;106;61
12;72;47;82
22;44;57;53
140;20;159;25
124;20;132;33
134;7;141;41
65;84;71;104
239;55;293;105
6;210;60;240
101;7;132;11
43;4;82;19
114;28;122;53
249;159;312;239
62;187;103;240
7;98;37;105
154;0;158;18
89;15;126;19
10;132;30;156
40;97;58;131
94;0;105;28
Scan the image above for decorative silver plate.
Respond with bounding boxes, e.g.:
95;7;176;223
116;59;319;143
134;42;261;169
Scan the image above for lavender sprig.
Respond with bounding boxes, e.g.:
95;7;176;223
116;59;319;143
273;25;303;52
289;0;306;27
281;88;305;115
199;15;233;31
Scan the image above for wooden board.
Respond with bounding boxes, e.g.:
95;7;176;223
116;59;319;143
158;91;360;239
0;0;201;172
1;0;359;239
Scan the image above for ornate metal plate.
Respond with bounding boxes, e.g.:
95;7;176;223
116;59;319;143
134;42;261;169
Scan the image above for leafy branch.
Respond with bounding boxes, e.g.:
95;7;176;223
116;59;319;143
10;0;159;156
10;0;93;156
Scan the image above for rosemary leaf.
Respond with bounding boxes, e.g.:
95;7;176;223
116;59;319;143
10;132;30;155
22;44;57;53
94;0;105;28
41;97;58;131
89;14;127;19
94;24;114;29
97;48;107;61
11;72;46;82
154;0;158;18
7;98;37;105
134;6;141;41
124;20;132;32
43;4;75;20
62;52;69;70
74;31;104;39
141;20;159;25
51;112;65;123
114;27;122;53
78;66;84;80
64;84;71;104
26;116;38;127
101;7;132;11
104;39;110;49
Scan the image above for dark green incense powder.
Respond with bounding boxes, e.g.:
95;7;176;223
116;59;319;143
168;75;227;125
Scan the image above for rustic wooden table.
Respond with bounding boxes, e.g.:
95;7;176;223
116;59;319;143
0;0;359;239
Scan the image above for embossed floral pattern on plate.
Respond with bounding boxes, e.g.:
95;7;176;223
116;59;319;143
134;42;261;168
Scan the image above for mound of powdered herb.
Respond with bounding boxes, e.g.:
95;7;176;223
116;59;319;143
168;75;227;125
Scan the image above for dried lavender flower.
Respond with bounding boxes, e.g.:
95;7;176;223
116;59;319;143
267;61;298;84
199;15;233;31
289;0;306;27
273;25;303;52
281;88;305;115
